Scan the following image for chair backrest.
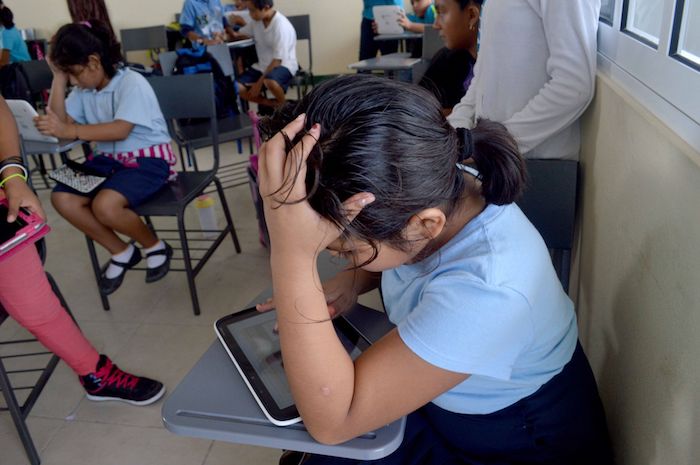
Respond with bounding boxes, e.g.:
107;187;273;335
516;159;579;290
19;60;52;95
422;26;442;61
120;25;168;53
146;74;220;168
287;14;312;72
206;44;235;77
159;51;177;76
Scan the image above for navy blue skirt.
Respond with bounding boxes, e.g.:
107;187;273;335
303;342;613;465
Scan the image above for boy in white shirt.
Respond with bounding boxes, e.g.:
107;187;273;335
235;0;298;108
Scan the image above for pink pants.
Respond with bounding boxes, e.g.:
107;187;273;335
0;246;99;376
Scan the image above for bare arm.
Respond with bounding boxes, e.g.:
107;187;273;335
0;97;45;221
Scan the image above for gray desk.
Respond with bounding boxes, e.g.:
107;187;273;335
348;54;421;82
162;256;406;460
227;38;255;49
375;32;422;53
19;138;82;190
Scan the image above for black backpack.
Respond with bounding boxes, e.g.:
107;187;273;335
173;46;240;118
0;63;32;106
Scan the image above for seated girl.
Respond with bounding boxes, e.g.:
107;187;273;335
35;21;176;296
256;75;613;464
0;95;164;405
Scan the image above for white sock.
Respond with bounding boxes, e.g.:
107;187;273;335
105;244;136;279
144;241;167;269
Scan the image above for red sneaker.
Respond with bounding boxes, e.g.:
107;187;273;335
79;355;165;406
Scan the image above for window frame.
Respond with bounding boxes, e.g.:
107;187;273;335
598;0;700;152
669;0;700;72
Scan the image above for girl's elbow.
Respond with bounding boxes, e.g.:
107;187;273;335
306;425;350;446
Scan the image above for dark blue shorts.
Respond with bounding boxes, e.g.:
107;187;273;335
52;156;169;208
238;66;294;92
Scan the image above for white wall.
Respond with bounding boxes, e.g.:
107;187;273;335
576;74;700;465
8;0;411;75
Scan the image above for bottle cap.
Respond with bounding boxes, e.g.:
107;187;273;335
195;195;215;208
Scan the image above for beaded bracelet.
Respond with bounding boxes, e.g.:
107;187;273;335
0;172;28;189
0;163;29;181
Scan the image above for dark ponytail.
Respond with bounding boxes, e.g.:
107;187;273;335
456;120;526;205
50;20;123;78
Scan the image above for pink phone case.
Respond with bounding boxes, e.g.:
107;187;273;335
0;198;51;262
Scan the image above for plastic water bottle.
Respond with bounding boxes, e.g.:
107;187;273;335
195;195;218;239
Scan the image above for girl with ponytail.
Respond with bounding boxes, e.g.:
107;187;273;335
34;21;176;296
255;74;613;464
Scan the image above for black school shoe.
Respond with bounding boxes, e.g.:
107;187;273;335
145;241;173;283
80;355;165;406
99;248;142;295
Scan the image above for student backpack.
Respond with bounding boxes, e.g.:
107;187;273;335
172;46;240;118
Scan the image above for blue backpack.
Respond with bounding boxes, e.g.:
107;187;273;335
173;46;240;118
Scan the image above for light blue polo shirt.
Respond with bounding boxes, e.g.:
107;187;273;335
408;3;437;24
65;68;171;154
180;0;227;38
362;0;404;20
381;203;578;414
1;27;31;63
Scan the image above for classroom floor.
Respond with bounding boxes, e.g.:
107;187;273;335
0;137;381;465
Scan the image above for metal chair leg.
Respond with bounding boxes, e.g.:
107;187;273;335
85;237;110;311
177;212;201;316
0;357;42;465
214;177;241;253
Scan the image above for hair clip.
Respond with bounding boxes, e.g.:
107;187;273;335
79;20;92;28
456;163;481;180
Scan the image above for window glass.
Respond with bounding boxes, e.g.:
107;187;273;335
601;0;616;23
623;0;665;45
676;0;700;66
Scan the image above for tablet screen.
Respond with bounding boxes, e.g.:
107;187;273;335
0;205;27;244
216;307;370;425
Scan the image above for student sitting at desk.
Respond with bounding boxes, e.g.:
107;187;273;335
234;0;297;109
180;0;236;45
398;0;437;33
359;0;403;60
35;21;176;295
256;75;613;464
419;0;482;115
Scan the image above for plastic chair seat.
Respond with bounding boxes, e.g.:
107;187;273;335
134;171;214;217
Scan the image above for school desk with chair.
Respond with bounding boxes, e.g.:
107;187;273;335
161;253;406;460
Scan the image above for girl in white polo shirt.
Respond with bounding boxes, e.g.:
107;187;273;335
35;21;175;296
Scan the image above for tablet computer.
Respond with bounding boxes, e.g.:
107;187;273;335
215;307;371;426
0;199;50;261
6;99;59;143
373;5;405;35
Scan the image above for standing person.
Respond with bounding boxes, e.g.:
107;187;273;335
0;96;165;406
419;0;482;114
256;74;613;464
360;0;403;60
0;6;31;64
180;0;236;45
235;0;297;108
448;0;601;160
34;21;176;295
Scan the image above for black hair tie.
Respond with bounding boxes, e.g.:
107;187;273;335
457;127;474;161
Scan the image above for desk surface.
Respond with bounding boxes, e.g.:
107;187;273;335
21;139;81;155
348;55;421;71
374;32;422;41
162;256;406;460
227;38;255;49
